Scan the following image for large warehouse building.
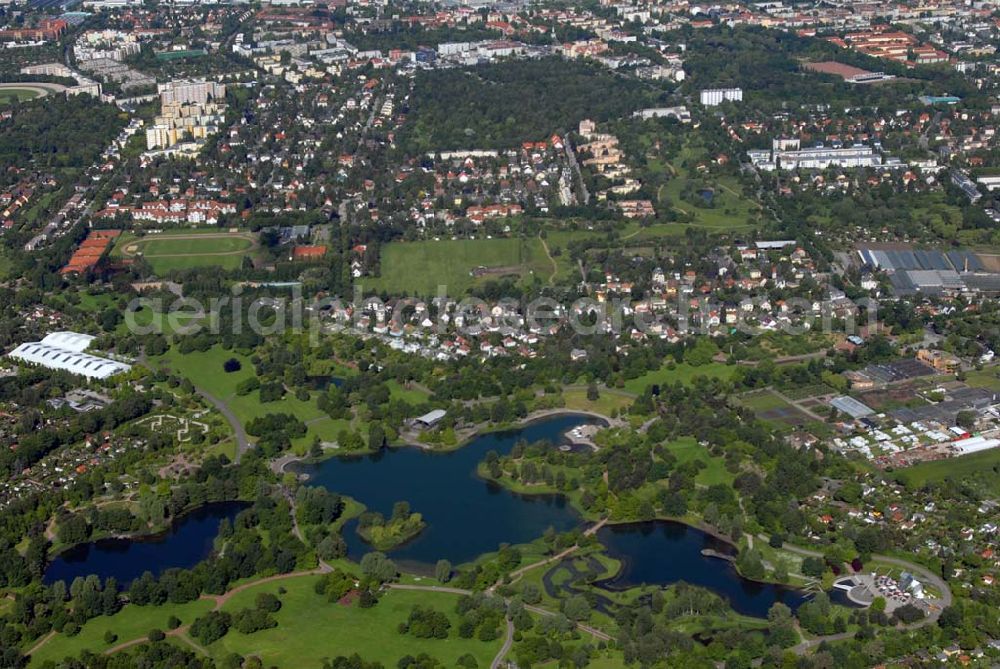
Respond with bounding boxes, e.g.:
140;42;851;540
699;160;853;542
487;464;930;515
7;331;130;380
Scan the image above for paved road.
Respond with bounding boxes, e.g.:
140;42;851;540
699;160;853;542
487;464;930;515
195;388;251;462
491;617;515;669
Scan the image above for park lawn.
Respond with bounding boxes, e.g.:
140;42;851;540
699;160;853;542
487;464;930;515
29;599;215;666
385;379;432;405
623;362;736;395
539;229;606;281
894;447;1000;488
362;237;549;296
210;578;500;667
651;143;761;232
562;388;633;416
584;651;630;669
152;346;355;452
663;437;734;486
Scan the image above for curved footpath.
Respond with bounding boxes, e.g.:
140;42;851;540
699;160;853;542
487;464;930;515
194;388;251;462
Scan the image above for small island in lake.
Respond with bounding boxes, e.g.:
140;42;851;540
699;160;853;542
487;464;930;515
356;501;427;550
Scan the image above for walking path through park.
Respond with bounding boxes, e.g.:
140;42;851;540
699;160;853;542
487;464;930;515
501;517;610;587
491;617;515;669
538;233;559;285
24;631;56;656
194;387;251;462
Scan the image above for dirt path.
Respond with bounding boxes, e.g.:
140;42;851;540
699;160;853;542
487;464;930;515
104;624;191;655
538;233;559;285
200;569;326;610
25;630;56;656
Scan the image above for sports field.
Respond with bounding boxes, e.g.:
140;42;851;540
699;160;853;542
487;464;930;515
0;88;41;105
0;82;63;105
115;231;257;273
362;237;550;296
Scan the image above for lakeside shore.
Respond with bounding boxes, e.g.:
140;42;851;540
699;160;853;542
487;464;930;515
270;407;619;476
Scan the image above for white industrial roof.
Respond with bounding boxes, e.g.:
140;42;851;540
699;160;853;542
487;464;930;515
415;409;446;425
8;334;130;380
40;331;95;353
831;395;875;419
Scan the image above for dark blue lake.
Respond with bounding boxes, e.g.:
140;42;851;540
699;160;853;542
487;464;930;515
295;414;597;571
596;521;810;617
43;501;247;586
42;415;819;619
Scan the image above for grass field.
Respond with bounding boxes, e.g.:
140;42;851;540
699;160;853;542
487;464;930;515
153;345;355;452
562;388;634;416
0;88;41;105
737;390;790;413
385;379;432;405
736;389;813;432
623;362;736;395
155;49;207;60
362;238;550;296
30;599;215;665
663;437;734;486
209;577;500;667
780;384;835;401
962;368;1000;392
114;230;256;273
650;143;761;232
894;447;1000;488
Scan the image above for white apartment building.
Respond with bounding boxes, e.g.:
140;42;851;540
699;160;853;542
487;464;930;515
699;87;743;106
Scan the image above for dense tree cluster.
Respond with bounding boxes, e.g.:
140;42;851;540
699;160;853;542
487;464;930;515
399;59;658;152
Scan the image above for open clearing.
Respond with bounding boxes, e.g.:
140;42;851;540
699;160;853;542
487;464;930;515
208;577;500;667
115;231;256;273
152;345;355;453
29;578;499;668
736;389;813;429
663;437;734;486
894;448;1000;488
29;598;214;665
362;237;550;296
623;362;736;395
